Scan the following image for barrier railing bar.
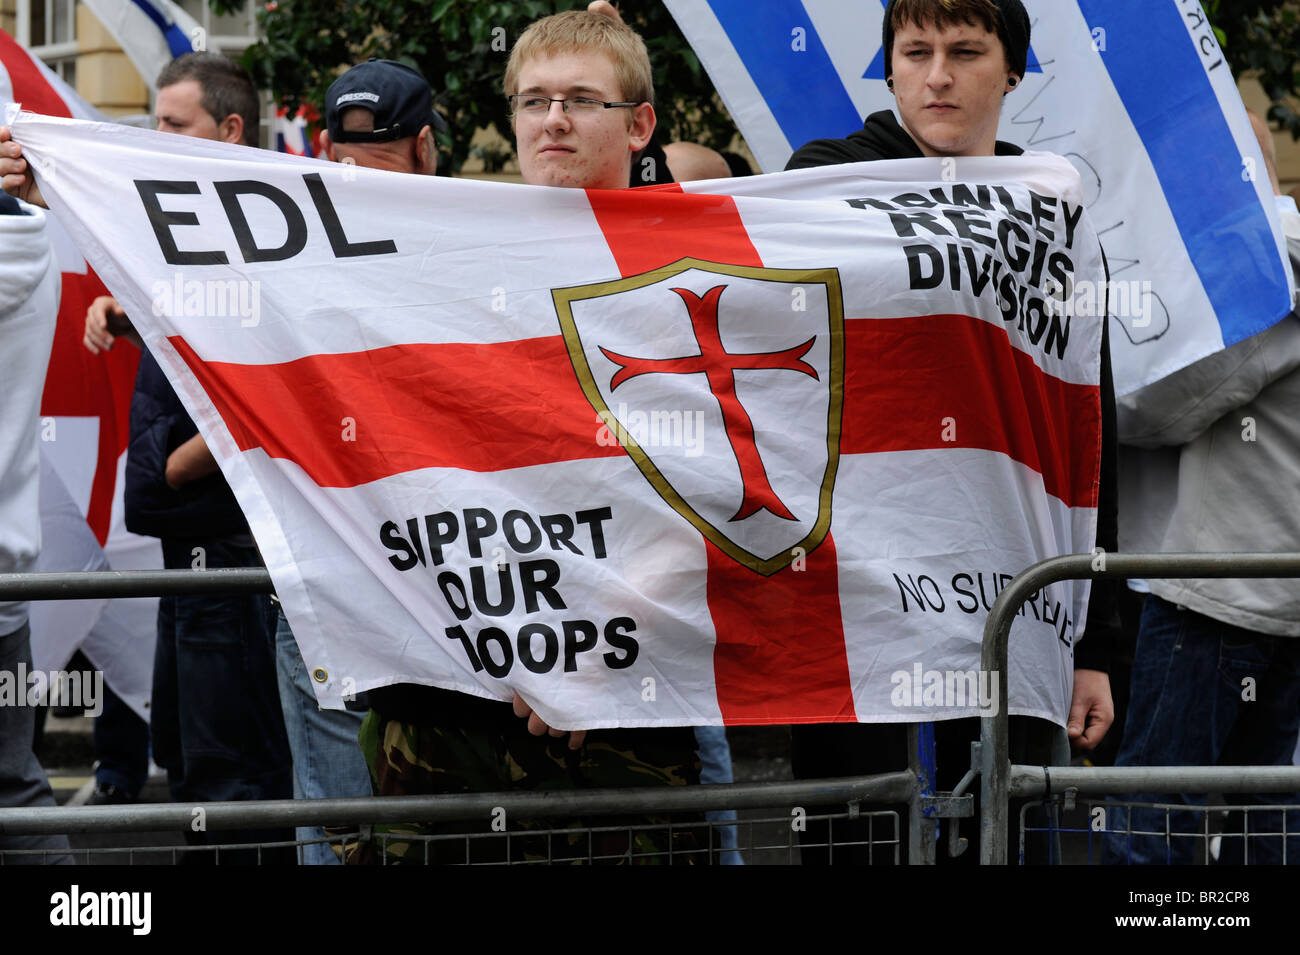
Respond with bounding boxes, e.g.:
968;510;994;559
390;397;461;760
0;772;915;836
0;568;273;600
980;552;1300;865
12;561;1297;864
907;722;939;865
1009;765;1300;797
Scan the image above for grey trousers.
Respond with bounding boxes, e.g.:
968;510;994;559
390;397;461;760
0;621;73;864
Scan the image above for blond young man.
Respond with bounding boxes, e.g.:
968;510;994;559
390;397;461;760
355;11;703;865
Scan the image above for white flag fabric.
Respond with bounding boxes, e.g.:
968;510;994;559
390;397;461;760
26;452;158;719
81;0;216;93
2;31;161;716
9;111;1107;729
29;450;110;682
663;0;1296;396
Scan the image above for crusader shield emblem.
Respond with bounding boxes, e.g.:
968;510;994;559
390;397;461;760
553;258;844;576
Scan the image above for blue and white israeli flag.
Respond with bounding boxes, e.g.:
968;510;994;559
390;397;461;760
665;0;1296;394
81;0;217;93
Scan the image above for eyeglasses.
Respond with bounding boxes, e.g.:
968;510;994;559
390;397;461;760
507;94;641;115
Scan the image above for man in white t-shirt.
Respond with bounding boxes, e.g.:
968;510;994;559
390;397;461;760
0;191;71;864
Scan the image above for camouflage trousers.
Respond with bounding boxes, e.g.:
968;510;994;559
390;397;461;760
346;708;706;864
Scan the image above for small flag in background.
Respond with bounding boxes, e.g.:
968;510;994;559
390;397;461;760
80;0;215;92
274;104;317;158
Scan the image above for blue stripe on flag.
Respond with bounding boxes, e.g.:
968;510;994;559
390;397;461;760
130;0;196;58
706;0;862;152
1078;0;1289;344
863;0;889;80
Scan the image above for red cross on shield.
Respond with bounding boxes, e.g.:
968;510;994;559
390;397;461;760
553;258;845;576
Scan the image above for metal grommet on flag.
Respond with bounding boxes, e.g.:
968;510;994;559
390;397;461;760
312;667;329;683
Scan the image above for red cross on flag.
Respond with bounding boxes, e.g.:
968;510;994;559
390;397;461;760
559;260;840;574
7;110;1106;729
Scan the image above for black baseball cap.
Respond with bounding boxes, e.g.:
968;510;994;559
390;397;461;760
325;58;447;143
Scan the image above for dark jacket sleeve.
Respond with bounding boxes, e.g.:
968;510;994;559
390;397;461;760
1074;266;1119;674
124;348;249;539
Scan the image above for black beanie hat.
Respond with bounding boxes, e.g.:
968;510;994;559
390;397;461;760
882;0;1031;80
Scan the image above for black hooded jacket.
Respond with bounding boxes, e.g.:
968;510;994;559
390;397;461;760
787;108;1025;166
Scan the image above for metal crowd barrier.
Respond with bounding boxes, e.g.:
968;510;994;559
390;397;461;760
1;568;930;865
1014;772;1300;865
4;555;1300;864
980;552;1300;865
0;775;911;865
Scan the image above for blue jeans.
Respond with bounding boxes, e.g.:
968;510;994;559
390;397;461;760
695;725;743;865
1103;595;1300;865
152;536;294;861
274;607;372;865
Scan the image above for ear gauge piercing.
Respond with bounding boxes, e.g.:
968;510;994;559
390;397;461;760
1008;76;1019;87
886;77;894;90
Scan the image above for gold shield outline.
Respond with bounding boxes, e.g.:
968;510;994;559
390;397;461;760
552;257;844;576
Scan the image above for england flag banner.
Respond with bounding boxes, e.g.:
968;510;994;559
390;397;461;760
7;110;1105;729
664;0;1297;396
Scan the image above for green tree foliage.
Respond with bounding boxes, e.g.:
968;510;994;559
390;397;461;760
221;1;740;171
1203;0;1300;138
